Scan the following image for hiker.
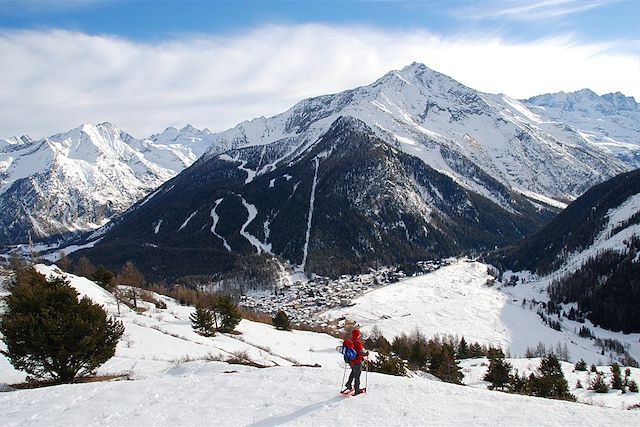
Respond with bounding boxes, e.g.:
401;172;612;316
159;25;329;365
344;329;368;395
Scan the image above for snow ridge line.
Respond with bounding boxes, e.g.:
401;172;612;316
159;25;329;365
301;157;320;271
210;199;231;251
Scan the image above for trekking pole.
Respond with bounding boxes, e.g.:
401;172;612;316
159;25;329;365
365;355;369;393
341;363;348;392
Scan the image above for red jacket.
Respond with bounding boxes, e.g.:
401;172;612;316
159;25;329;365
351;329;366;365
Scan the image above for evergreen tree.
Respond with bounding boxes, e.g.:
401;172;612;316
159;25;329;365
272;310;291;330
92;265;115;291
468;342;484;358
529;354;575;400
432;343;463;384
457;336;469;359
484;348;512;391
509;369;529;394
0;269;124;383
574;359;588;371
368;352;406;376
628;380;639;393
190;305;216;337
610;363;623;390
215;294;242;333
589;373;609;393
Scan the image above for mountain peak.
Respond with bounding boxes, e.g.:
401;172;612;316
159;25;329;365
525;88;638;114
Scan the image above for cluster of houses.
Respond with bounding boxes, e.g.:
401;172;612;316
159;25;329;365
240;259;451;328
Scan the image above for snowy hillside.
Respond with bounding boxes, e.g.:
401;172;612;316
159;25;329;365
0;122;216;246
524;89;640;167
322;260;640;366
205;62;628;204
2;266;640;425
487;169;640;333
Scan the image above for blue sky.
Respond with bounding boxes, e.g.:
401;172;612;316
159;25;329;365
2;0;639;42
1;0;639;137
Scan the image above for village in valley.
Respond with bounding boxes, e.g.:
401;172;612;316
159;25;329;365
239;259;453;328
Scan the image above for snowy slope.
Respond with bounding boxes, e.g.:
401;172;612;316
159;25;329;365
0;122;217;245
322;260;640;366
524;89;640;167
2;266;640;425
205;62;627;205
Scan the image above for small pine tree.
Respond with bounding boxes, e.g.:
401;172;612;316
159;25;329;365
574;359;588;371
529;354;575;401
457;336;469;359
484;347;512;391
628;380;639;393
369;352;406;376
589;373;609;393
215;295;242;333
610;363;623;390
509;369;529;394
190;305;216;337
576;379;583;389
272;310;291;331
590;364;598;373
432;343;464;384
92;265;115;291
0;269;124;383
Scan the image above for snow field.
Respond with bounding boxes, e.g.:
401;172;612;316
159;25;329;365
322;259;640;368
2;265;640;425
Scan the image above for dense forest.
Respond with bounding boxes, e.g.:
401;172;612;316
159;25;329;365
548;236;640;333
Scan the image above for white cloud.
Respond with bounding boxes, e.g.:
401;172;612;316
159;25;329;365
1;25;639;139
456;0;612;21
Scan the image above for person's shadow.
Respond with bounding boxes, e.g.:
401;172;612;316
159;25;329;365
248;395;347;426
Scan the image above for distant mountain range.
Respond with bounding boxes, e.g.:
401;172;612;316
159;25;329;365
63;63;640;281
0;122;215;246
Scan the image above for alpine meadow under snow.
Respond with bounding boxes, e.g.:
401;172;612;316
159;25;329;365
1;266;640;426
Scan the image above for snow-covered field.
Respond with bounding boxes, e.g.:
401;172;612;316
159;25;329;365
1;265;640;425
323;260;640;365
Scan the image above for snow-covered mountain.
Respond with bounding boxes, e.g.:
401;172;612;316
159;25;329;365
204;62;628;205
0;122;214;246
524;89;640;167
76;115;555;280
74;63;638;281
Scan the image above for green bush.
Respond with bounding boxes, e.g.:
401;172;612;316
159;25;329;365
272;310;291;331
0;269;124;383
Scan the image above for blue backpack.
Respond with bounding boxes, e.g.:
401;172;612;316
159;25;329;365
341;346;357;363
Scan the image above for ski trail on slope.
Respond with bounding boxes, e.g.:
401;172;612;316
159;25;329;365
179;210;198;231
301;157;320;270
211;199;231;251
240;196;272;254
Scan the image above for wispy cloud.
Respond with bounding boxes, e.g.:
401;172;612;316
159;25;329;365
456;0;612;21
0;25;638;139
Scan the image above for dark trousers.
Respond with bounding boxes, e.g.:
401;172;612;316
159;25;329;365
346;362;362;390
